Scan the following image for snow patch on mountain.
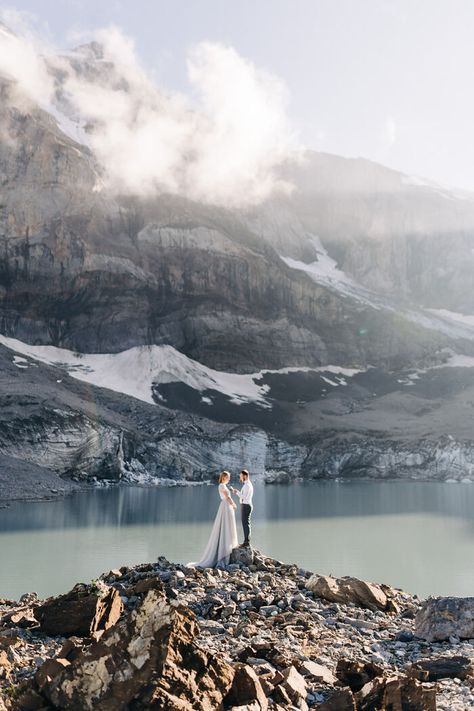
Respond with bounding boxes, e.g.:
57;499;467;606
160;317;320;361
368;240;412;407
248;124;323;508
280;236;382;309
426;309;474;330
281;237;474;343
0;335;363;408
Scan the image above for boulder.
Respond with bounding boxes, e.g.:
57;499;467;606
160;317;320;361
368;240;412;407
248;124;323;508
355;675;436;711
415;596;474;641
37;589;234;710
225;664;268;710
408;654;474;681
230;546;255;566
306;574;389;611
34;584;123;637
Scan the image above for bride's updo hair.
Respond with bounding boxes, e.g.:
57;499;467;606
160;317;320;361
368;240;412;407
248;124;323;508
219;470;230;483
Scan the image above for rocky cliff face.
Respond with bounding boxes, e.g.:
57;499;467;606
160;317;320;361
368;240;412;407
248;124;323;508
2;43;474;492
0;74;458;371
252;152;474;312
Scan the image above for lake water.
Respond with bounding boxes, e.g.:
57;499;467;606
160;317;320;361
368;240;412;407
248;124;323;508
1;480;473;600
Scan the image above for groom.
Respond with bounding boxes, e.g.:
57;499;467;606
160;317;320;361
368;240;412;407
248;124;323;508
232;469;254;547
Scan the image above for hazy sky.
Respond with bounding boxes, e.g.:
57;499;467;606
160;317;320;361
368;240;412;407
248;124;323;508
4;0;474;190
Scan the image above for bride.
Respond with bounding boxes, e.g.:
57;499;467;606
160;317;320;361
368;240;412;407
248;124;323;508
189;471;238;569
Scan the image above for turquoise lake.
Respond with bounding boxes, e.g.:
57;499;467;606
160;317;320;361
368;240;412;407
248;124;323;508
1;480;473;599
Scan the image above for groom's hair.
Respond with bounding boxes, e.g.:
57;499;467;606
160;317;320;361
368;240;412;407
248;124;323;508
240;470;249;479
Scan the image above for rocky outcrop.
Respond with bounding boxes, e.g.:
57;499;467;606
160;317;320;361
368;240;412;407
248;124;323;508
2;556;474;710
38;589;235;710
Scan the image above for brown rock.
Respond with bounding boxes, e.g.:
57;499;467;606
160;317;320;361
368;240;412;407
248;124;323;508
10;687;50;711
56;637;87;663
336;659;384;692
355;675;436;711
280;665;307;707
0;650;12;679
272;684;293;707
315;687;356;711
306;574;388;611
298;660;336;685
225;664;268;710
35;659;71;693
34;585;122;637
408;655;474;681
40;589;234;711
1;607;38;628
270;670;285;687
0;633;24;649
130;575;164;595
258;674;276;696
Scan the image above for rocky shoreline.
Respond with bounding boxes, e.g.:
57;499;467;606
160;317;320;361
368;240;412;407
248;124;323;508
0;550;473;710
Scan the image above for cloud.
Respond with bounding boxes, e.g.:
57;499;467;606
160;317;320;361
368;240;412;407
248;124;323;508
0;13;54;107
385;117;397;148
185;42;294;204
0;19;298;206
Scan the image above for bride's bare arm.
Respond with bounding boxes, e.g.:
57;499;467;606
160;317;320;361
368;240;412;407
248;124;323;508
224;491;237;509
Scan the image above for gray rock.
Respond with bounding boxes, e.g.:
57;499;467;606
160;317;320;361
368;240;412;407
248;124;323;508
230;547;255;567
415;597;474;642
264;470;291;485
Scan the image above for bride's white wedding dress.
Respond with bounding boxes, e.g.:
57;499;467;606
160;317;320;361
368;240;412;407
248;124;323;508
189;483;238;569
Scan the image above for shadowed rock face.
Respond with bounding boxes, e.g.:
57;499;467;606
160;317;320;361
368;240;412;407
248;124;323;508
0;76;456;372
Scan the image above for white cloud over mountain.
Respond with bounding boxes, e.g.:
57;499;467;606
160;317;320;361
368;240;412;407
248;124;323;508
0;14;298;206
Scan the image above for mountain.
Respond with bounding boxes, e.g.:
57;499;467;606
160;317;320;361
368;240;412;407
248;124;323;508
2;39;474;495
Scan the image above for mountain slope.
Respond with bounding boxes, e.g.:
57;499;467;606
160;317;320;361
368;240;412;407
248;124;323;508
1;38;474;489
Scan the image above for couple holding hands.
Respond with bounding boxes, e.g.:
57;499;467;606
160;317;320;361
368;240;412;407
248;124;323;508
190;469;254;569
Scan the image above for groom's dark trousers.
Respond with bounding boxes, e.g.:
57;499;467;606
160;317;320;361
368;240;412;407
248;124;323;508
241;503;252;545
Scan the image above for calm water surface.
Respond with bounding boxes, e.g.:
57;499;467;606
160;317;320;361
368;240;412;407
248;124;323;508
1;480;473;599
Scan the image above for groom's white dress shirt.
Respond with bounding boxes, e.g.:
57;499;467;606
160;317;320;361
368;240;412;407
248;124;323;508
239;480;254;506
